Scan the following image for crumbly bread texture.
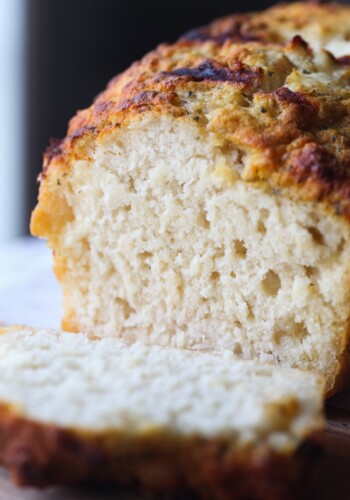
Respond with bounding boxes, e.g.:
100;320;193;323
0;326;324;498
31;2;350;395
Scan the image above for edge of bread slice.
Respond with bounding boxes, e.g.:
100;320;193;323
0;326;324;498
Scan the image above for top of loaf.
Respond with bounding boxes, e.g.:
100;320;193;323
44;2;350;218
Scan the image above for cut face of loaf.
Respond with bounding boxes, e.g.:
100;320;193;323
31;2;350;395
0;326;324;497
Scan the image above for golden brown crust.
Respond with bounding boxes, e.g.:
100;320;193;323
0;405;321;499
179;2;350;46
35;2;350;221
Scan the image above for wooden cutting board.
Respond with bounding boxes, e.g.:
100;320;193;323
0;402;349;500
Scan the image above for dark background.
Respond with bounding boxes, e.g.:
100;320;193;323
25;0;281;228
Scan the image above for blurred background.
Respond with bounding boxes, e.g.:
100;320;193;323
0;0;348;243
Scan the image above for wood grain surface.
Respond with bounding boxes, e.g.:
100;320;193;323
0;403;348;500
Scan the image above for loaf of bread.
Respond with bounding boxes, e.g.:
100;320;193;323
0;326;324;497
31;2;350;395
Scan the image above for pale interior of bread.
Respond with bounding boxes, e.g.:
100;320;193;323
0;327;324;452
50;115;350;393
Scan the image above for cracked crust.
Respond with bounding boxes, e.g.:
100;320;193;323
34;2;350;221
0;404;321;498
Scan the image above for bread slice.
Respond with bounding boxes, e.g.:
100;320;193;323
0;326;324;498
31;2;350;395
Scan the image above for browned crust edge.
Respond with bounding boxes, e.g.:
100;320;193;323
0;405;322;499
